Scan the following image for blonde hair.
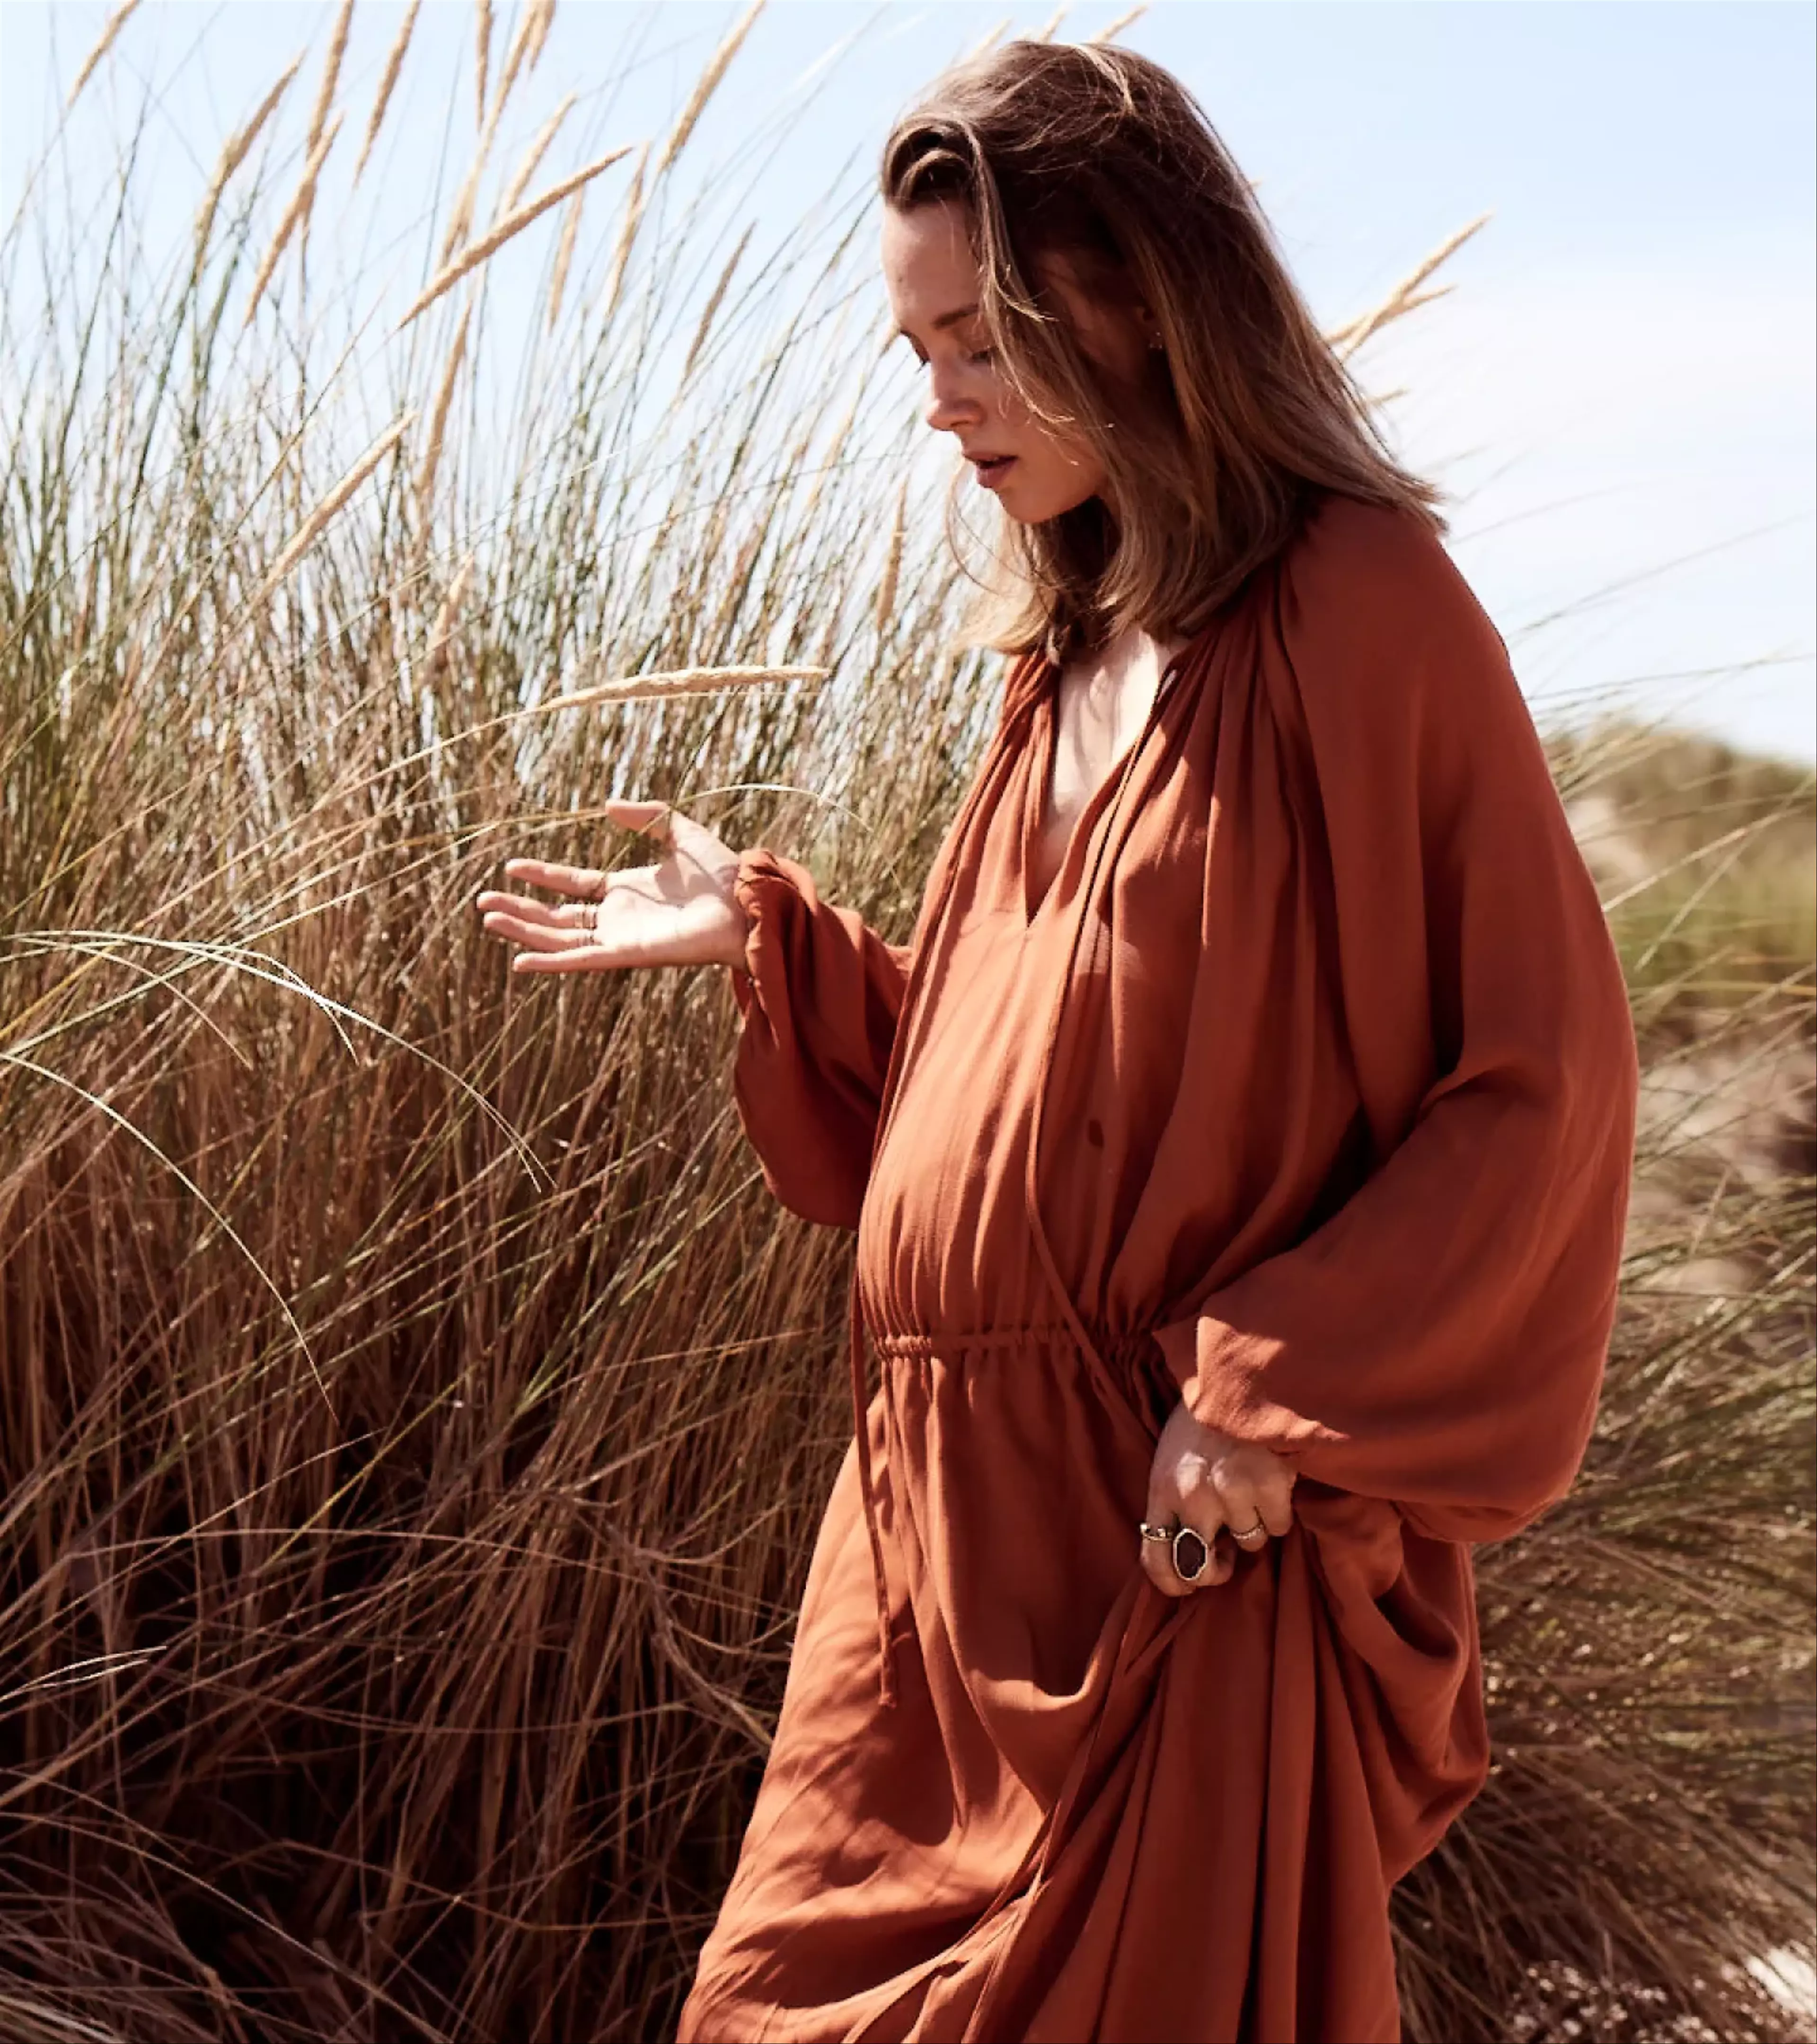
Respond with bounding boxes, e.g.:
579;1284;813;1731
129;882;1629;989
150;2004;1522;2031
882;39;1449;662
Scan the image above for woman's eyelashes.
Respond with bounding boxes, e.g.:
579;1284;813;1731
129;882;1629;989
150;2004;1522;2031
903;339;995;370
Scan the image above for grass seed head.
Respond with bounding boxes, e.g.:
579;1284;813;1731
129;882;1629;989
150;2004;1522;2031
397;144;633;332
194;53;304;259
242;110;344;328
655;0;765;176
65;0;142;109
304;0;356;161
353;0;421;187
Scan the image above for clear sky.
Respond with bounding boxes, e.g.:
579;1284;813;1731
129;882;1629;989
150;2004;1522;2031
4;0;1813;762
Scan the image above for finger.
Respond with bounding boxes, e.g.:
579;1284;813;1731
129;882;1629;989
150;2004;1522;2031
500;857;611;897
1173;1479;1234;1590
509;944;657;974
1255;1477;1296;1541
597;799;676;843
481;910;598;952
475;891;594;928
1139;1535;1191;1600
1223;1473;1295;1543
1138;1470;1183;1598
1142;1473;1221;1598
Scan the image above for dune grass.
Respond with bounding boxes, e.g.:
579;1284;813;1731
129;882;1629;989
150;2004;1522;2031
2;9;1811;2040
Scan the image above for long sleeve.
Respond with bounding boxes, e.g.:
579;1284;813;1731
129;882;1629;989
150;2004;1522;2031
1151;511;1640;1544
728;846;913;1231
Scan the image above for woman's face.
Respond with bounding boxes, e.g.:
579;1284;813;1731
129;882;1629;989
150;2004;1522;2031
882;197;1149;526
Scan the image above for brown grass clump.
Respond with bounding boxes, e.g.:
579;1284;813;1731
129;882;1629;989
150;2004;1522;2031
2;14;1810;2044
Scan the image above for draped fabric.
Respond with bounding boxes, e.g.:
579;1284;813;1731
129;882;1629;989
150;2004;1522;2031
677;490;1638;2044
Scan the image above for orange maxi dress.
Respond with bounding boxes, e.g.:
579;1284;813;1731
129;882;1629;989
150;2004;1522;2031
677;491;1639;2044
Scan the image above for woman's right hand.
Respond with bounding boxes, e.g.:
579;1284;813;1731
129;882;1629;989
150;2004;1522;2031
475;798;751;976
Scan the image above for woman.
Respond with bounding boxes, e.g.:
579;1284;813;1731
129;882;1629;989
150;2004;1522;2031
476;40;1638;2044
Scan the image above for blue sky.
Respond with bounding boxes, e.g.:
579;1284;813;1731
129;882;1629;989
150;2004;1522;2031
3;0;1813;762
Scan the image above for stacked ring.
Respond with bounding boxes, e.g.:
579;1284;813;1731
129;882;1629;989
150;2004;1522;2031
1139;1516;1272;1581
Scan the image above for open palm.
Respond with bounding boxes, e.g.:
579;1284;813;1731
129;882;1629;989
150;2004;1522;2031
475;798;749;975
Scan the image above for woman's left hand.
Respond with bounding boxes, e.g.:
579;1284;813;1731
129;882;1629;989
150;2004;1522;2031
1141;1401;1297;1597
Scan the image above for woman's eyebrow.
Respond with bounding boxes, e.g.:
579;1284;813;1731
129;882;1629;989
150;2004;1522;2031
890;302;982;344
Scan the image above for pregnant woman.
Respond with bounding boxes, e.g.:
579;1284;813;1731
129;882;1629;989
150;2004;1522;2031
476;39;1639;2044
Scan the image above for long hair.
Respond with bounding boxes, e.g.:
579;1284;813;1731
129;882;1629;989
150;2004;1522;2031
881;40;1449;662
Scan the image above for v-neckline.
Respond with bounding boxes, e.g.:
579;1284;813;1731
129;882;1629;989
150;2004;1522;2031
1016;657;1179;930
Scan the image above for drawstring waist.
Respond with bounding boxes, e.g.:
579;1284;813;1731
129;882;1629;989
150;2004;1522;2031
843;1279;1169;1713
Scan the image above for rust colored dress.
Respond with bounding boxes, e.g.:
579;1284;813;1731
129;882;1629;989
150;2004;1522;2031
677;492;1638;2044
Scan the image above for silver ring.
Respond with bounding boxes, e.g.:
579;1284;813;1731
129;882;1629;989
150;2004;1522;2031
1232;1519;1269;1546
1138;1520;1173;1545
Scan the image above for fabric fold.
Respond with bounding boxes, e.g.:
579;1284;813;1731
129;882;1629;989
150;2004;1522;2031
728;845;915;1232
1147;504;1637;1544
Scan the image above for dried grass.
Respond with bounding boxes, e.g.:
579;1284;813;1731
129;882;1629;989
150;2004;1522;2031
654;0;765;176
303;0;355;161
194;53;304;258
242;111;344;328
398;146;633;331
475;0;494;128
547;189;584;332
64;0;141;109
353;0;421;187
499;92;578;215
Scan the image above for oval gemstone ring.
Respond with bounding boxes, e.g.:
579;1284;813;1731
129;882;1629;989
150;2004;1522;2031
1171;1525;1211;1583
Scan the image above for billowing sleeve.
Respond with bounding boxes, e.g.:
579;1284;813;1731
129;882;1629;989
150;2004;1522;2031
1151;509;1640;1543
726;845;913;1231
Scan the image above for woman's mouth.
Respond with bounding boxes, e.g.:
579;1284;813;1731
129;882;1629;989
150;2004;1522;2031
970;454;1017;491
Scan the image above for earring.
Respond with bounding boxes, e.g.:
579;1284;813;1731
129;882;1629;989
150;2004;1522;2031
1147;333;1165;353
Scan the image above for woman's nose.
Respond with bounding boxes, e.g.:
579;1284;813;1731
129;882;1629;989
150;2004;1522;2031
923;364;979;437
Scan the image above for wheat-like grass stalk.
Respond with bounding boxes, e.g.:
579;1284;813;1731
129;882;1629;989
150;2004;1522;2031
396;145;633;332
875;480;907;637
320;666;832;799
242;111;344;328
492;0;547;123
1088;5;1148;43
304;0;356;165
252;412;414;608
507;664;828;715
547;190;583;333
1328;215;1489;358
598;141;647;329
475;0;494;128
440;123;497;264
654;0;765;177
499;92;576;215
64;0;141;109
353;0;420;187
1032;7;1068;40
681;223;752;382
525;0;556;70
194;53;304;258
963;18;1010;62
423;554;475;685
418;298;474;507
